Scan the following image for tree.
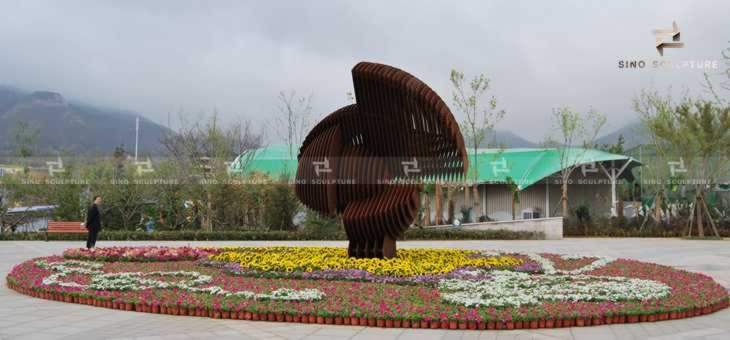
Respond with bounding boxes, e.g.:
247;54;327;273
434;182;443;225
102;167;150;231
596;135;627;217
0;177;17;233
420;183;434;226
506;176;520;220
12;120;39;159
112;145;127;177
701;43;730;105
0;195;7;233
160;113;264;231
547;107;606;219
272;91;313;160
450;69;505;219
11;121;40;175
446;184;455;224
46;160;84;222
0;170;52;233
262;177;300;231
598;135;625;154
633;92;678;226
636;92;730;237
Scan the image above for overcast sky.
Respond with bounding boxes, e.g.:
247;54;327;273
1;0;728;144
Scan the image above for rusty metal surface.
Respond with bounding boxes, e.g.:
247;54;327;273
295;62;467;258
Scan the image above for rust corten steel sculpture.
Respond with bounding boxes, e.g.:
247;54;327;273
295;62;467;258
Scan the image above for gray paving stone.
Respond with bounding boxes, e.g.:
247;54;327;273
350;327;404;340
476;331;497;340
310;326;362;337
395;329;448;340
703;332;730;340
531;328;573;340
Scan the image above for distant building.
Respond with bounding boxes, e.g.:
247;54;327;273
0;165;23;177
230;144;640;222
3;205;57;232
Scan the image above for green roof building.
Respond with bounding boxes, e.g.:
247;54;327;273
230;144;640;221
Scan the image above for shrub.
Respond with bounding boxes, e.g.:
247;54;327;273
0;228;543;241
563;216;730;237
300;209;342;235
262;180;299;231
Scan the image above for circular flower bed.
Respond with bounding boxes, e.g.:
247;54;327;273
6;246;728;330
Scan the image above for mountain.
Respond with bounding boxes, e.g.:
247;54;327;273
493;130;539;148
472;129;539;148
595;120;649;149
0;86;169;155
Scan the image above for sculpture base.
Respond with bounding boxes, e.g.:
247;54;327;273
347;235;397;259
382;235;396;259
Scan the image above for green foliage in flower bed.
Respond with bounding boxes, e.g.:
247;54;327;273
0;228;543;241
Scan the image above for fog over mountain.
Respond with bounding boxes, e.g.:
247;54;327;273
1;1;728;146
595;121;650;149
0;86;169;155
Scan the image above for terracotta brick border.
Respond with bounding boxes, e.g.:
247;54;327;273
7;280;729;330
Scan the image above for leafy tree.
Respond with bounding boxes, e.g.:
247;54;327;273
160;113;263;231
450;69;505;217
637;92;730;237
112;145;127;177
0;168;56;232
505;176;520;220
596;135;629;217
46;162;84;221
262;177;300;231
546;107;606;219
702;43;730;105
420;183;434;226
597;135;625;154
12;120;39;159
434;181;443;225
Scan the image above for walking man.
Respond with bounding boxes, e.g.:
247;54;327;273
85;195;103;249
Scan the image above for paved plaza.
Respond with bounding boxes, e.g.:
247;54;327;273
1;239;729;340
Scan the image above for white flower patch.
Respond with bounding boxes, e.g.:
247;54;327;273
35;260;325;302
37;259;105;288
87;271;213;291
476;251;614;275
479;251;503;257
267;288;326;301
560;254;590;260
439;270;671;308
524;252;616;275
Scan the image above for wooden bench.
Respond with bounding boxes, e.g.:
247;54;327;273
47;221;87;233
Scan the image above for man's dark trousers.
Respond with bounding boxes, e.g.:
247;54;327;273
86;227;99;249
85;203;101;249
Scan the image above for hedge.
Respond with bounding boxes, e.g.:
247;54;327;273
0;228;544;241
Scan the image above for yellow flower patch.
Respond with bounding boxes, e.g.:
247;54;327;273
211;247;522;277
